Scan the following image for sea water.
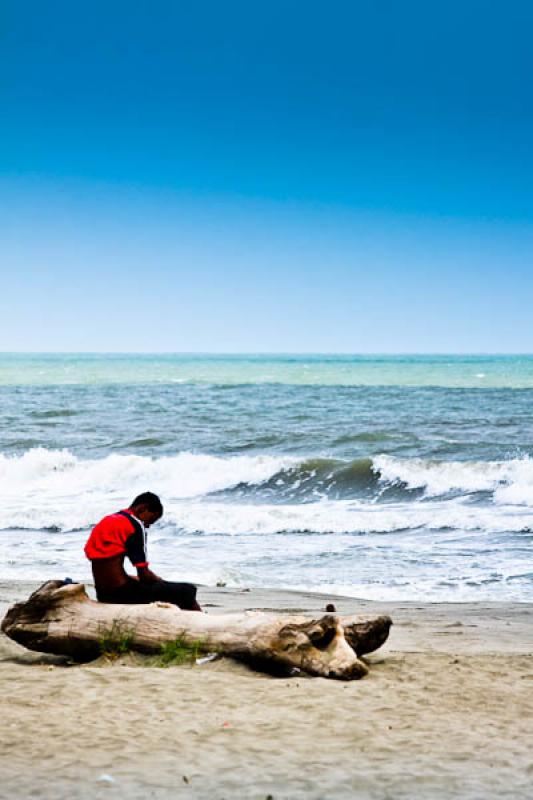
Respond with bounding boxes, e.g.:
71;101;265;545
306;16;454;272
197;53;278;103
1;353;532;601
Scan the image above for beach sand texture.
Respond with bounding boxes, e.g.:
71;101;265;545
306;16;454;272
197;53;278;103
1;582;532;800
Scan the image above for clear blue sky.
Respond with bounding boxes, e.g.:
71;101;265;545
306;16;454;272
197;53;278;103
1;0;532;352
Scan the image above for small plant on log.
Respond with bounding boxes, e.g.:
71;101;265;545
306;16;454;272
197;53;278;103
98;619;135;660
157;637;204;667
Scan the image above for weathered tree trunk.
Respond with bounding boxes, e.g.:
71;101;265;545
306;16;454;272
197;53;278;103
1;581;392;680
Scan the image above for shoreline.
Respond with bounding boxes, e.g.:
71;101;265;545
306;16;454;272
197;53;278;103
1;581;532;799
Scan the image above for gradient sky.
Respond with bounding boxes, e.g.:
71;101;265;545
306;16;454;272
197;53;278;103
1;0;532;352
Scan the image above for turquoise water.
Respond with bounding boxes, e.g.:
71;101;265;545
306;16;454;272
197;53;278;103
1;354;532;601
3;353;533;387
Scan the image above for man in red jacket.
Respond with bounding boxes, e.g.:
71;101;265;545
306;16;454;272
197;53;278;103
84;491;201;610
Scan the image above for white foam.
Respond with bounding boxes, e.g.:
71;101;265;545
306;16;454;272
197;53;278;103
164;498;532;536
0;448;296;531
374;453;533;505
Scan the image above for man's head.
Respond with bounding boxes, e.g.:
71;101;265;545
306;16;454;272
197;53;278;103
129;492;163;527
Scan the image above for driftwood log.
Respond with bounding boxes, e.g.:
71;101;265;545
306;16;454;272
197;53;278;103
1;581;392;680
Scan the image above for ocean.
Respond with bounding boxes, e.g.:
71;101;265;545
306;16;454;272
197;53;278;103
1;353;532;601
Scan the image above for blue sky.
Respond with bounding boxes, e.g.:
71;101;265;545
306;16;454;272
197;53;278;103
1;0;532;352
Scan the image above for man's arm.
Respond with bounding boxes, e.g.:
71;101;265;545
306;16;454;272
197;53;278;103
136;565;161;583
124;517;161;581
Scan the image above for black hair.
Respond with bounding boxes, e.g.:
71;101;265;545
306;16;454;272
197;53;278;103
130;491;163;515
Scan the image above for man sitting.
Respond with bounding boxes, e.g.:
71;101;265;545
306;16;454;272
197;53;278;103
84;491;201;610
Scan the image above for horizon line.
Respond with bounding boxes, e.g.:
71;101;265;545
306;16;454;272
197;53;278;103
2;351;533;358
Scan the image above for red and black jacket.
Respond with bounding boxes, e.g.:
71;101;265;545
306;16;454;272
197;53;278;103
84;510;149;568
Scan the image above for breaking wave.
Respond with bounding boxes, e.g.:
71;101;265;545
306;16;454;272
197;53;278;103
373;453;533;505
1;448;533;533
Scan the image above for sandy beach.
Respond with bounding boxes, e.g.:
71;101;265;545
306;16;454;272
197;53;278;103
1;581;532;800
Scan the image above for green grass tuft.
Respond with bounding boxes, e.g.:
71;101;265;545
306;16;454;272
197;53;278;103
98;619;135;659
97;624;206;667
157;637;203;667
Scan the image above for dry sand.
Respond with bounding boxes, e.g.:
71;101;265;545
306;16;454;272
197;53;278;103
1;581;532;799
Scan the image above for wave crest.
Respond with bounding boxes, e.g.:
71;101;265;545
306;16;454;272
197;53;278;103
1;448;533;533
373;453;533;504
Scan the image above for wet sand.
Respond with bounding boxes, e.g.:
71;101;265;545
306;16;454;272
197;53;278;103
1;581;532;799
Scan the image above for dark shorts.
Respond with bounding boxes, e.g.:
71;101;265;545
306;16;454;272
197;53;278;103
96;578;199;610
